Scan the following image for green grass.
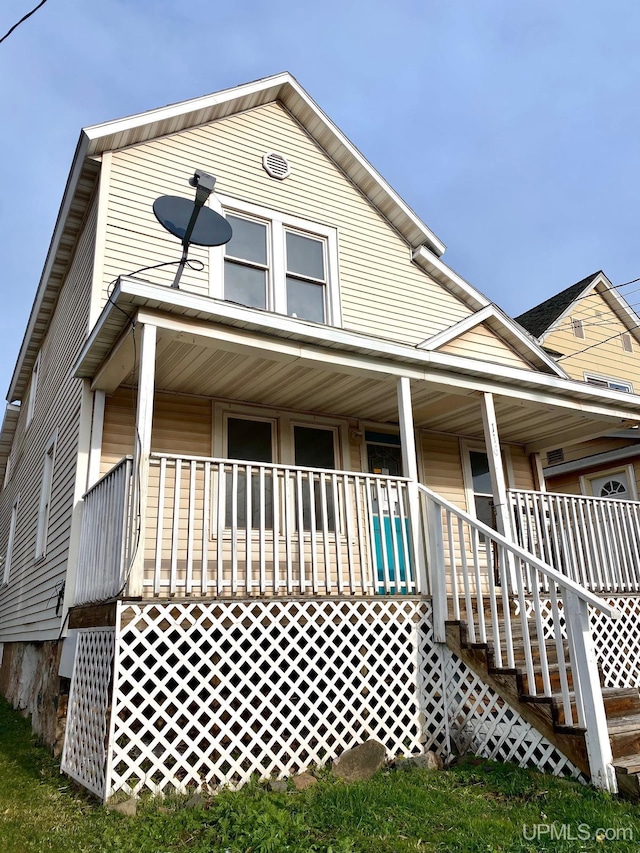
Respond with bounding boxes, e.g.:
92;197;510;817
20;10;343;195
2;697;640;852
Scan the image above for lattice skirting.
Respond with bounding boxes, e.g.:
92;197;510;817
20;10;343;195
61;628;116;797
61;599;583;799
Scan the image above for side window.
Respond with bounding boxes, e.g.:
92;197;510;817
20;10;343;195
224;215;269;310
2;496;19;586
224;416;274;528
35;433;56;559
468;450;495;528
285;231;327;323
293;425;337;531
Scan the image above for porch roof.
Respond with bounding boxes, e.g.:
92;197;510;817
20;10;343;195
74;277;640;452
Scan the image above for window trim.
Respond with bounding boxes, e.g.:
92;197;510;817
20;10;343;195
580;464;637;500
2;495;19;587
210;194;341;326
25;351;40;430
35;432;56;561
460;439;513;522
584;372;633;393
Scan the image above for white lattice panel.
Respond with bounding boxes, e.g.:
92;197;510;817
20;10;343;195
440;646;583;780
61;628;115;799
590;596;640;689
108;599;430;797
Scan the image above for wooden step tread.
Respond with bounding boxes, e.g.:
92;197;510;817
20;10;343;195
612;754;640;775
607;714;640;734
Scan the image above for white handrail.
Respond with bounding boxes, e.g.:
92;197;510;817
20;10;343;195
419;482;618;792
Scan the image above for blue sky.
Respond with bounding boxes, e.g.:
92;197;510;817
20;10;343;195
1;0;640;399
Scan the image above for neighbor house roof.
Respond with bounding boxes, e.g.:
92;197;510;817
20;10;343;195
515;272;601;339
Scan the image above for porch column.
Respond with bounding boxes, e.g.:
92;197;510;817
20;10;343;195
397;377;427;594
479;392;511;538
127;322;157;597
86;390;106;489
532;452;547;492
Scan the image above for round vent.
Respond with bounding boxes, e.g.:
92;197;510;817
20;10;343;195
262;151;290;180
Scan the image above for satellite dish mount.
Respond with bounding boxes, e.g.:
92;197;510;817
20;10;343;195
153;169;233;289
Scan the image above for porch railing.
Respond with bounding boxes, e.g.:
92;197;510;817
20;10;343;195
142;453;421;598
420;482;620;792
75;457;133;605
508;489;640;594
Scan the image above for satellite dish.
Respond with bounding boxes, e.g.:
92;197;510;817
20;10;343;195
153;195;232;247
151;169;233;288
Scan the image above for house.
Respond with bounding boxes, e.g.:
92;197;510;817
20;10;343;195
516;271;640;500
2;74;640;802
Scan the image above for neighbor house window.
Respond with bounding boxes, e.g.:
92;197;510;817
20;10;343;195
621;333;633;353
25;351;40;429
35;433;56;559
2;495;19;586
585;373;632;393
214;197;340;325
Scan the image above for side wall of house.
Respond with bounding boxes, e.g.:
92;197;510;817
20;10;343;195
0;194;97;743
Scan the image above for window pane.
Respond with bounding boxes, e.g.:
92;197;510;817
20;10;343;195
225;261;267;309
286;277;325;322
286;232;325;280
469;451;492;495
227;418;272;463
225;215;267;264
294;426;335;469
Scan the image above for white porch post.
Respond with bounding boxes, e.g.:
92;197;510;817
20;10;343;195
480;392;511;538
127;322;156;597
86;390;106;489
397;377;427;595
532;452;547;492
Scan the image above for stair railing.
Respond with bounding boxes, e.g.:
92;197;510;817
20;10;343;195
418;482;621;792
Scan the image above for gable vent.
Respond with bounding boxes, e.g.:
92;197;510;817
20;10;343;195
263;151;290;180
546;448;564;466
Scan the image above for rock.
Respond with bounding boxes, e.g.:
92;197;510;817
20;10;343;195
394;750;443;771
268;779;288;793
107;797;137;816
333;739;386;782
293;772;317;790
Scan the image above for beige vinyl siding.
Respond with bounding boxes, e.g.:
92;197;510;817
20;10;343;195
101;389;213;474
0;196;97;643
548;436;640;467
438;324;536;371
547;458;640;500
544;472;582;495
101;102;473;344
508;446;535;490
419;431;466;510
543;290;640;388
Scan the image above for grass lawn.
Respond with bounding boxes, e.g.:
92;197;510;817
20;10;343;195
1;697;640;852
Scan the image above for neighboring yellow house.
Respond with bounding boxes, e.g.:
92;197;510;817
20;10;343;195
2;75;640;801
516;271;640;500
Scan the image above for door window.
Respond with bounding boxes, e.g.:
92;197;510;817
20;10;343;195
225;417;274;527
589;471;631;499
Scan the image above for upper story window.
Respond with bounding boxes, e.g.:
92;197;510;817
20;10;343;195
585;373;632;393
621;333;633;353
213;196;341;326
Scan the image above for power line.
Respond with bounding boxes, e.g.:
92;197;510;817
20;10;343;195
556;324;640;361
0;0;48;45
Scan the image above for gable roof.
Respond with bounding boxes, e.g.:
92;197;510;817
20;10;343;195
417;304;567;376
515;272;601;339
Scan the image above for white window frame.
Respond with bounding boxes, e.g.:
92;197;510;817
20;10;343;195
2;495;19;587
584;372;633;393
210;195;342;327
460;439;514;521
35;432;56;560
580;464;637;500
25;351;41;429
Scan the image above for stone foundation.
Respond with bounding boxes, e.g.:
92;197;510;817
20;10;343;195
0;640;68;754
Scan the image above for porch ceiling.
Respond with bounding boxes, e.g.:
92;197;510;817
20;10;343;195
117;330;627;450
75;279;640;452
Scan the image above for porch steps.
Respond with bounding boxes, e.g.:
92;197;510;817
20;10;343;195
445;618;640;799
